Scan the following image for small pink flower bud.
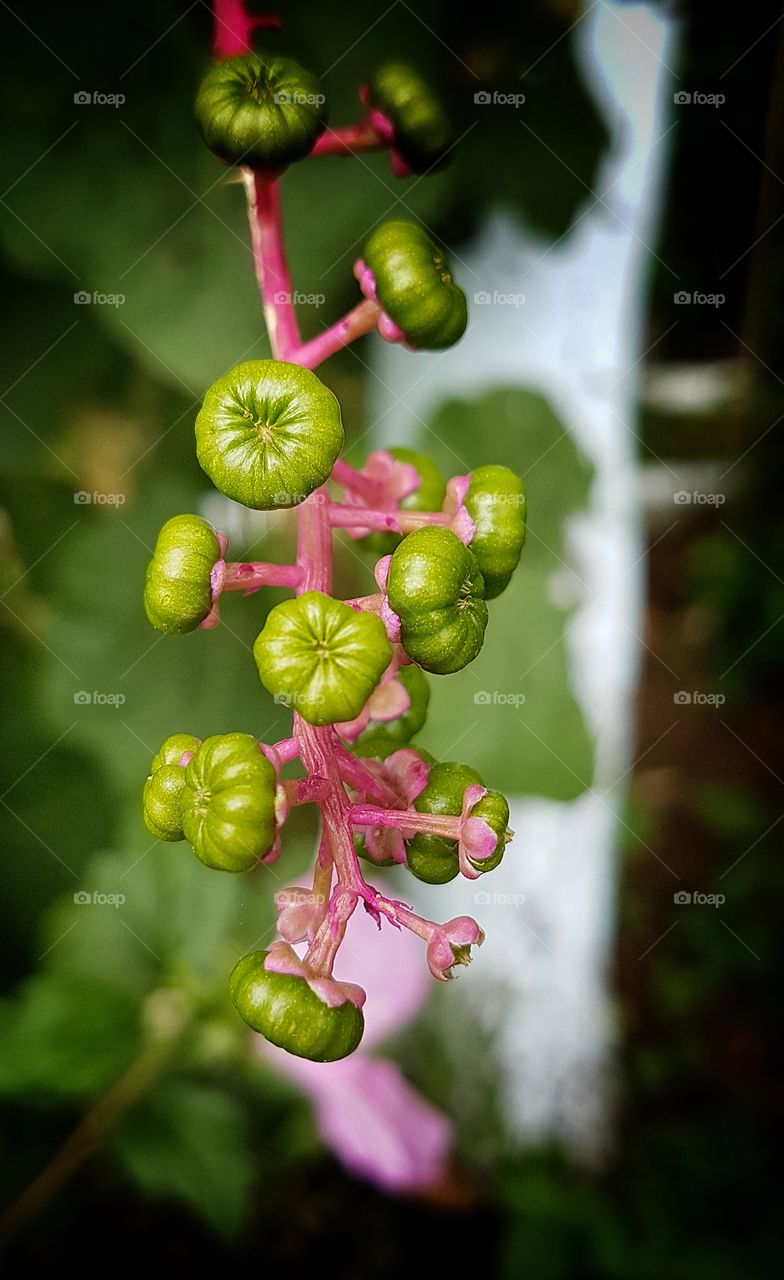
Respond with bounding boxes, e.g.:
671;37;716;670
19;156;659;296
426;916;485;982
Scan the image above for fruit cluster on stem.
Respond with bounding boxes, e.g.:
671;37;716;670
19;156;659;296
142;0;526;1062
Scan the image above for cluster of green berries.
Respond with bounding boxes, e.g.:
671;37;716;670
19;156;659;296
139;34;526;1063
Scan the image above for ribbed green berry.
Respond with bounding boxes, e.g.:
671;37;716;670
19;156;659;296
150;733;201;775
195;54;327;170
144;515;221;635
254;591;392;725
143;764;188;842
469;788;510;873
387;526;487;674
181;733;277;872
196;360;344;511
363;220;467;350
355;664;430;748
465;465;526;599
367;62;453;173
406;760;482;884
361;447;446;555
230;951;364;1061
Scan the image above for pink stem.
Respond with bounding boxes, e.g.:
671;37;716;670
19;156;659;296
310;122;388;156
243;171;301;360
350;803;462;839
213;3;280;57
328;503;451;533
272;736;299;763
283;776;331;806
334;742;409;808
295;300;381;370
223;561;302;592
331;458;385;504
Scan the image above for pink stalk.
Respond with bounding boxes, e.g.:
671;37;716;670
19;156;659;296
272;736;300;763
311;122;388;156
328;503;452;534
296;300;381;369
331;458;386;504
243;171;301;360
212;2;280;58
334;743;411;809
283;776;332;807
222;561;302;591
350;804;463;840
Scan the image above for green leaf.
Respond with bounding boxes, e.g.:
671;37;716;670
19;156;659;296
408;387;594;799
0;972;140;1098
112;1081;254;1238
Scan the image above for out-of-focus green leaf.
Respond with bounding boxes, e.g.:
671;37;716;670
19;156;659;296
408;387;594;798
0;972;140;1097
112;1081;254;1238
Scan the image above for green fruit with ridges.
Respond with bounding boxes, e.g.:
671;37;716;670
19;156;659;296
196;360;343;511
387;526;487;674
469;789;510;873
181;733;277;872
144;515;221;635
254;591;392;725
194;54;327;170
150;733;201;774
367;62;453;174
355;664;430;748
406;761;483;884
230;951;364;1061
143;764;187;842
363;220;467;350
465;465;526;599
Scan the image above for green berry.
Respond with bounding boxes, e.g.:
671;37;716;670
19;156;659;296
367;62;453;173
150;733;201;775
363;220;467;350
355;663;429;748
361;447;446;555
387;526;487;674
196;360;344;511
194;53;327;170
254;591;392;725
144;515;221;635
469;788;510;873
465;465;526;599
143;764;188;842
230;951;364;1061
406;761;482;884
181;733;277;872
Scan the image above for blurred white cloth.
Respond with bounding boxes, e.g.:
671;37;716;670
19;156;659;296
368;1;674;1159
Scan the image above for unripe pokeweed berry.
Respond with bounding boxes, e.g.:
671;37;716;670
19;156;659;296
181;732;277;872
194;54;328;170
361;447;446;555
362;220;467;350
254;591;392;725
407;761;483;884
387;526;488;674
196;360;344;511
144;515;221;635
150;733;201;774
229;951;364;1061
366;63;454;174
355;663;430;749
469;788;510;873
143;764;188;842
465;465;527;599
